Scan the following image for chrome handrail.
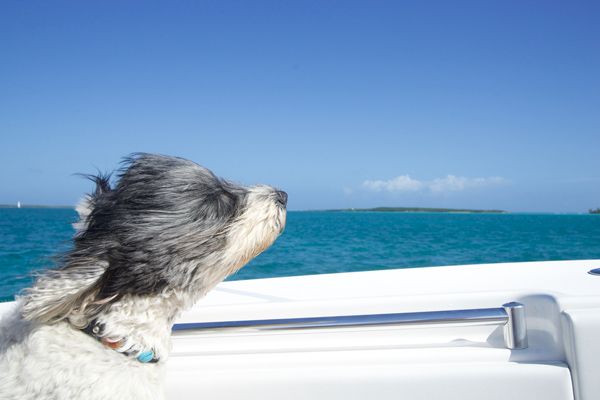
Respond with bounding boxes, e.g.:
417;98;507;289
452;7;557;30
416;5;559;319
172;302;528;350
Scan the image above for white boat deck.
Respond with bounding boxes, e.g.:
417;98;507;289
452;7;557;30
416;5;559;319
169;260;600;400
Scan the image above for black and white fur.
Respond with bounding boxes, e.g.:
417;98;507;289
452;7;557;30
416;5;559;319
0;154;287;400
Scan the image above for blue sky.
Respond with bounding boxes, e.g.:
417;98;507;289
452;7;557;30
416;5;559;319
1;1;599;212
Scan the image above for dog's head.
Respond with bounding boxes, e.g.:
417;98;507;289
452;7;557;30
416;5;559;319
21;153;287;326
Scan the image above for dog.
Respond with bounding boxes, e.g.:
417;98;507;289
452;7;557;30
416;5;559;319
0;153;287;400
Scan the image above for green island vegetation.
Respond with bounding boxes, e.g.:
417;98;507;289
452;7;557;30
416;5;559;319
589;208;600;214
331;207;506;213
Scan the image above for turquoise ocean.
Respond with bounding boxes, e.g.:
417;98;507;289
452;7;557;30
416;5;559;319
1;208;599;302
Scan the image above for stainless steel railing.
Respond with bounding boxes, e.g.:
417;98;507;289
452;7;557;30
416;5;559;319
172;301;528;350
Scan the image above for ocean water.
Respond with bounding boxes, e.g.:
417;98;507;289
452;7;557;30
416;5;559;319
1;208;599;301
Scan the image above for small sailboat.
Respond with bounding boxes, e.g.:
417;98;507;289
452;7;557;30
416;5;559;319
16;201;21;209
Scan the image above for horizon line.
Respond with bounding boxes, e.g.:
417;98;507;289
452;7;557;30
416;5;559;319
0;204;597;215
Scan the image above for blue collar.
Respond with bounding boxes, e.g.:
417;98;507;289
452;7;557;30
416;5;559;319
82;319;160;363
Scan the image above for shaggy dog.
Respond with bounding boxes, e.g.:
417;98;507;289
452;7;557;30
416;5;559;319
0;154;287;400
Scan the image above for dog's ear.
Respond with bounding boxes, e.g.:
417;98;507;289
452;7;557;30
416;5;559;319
20;261;109;327
20;173;116;327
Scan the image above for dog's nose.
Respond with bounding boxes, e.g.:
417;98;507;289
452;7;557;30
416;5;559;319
275;190;288;207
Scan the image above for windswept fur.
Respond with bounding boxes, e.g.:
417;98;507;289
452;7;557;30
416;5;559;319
72;172;112;235
20;172;115;326
1;153;287;400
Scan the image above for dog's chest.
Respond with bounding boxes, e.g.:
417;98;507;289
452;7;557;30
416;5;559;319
1;320;166;400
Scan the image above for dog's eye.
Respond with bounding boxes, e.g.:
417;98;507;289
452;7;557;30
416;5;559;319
193;189;238;222
215;190;238;217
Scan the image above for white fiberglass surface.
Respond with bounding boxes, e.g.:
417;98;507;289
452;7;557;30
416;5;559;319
165;260;600;400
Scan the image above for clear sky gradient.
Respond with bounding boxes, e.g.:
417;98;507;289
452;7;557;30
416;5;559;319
1;1;599;212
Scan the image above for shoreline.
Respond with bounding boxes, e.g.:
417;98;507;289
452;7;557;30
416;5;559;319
328;207;506;214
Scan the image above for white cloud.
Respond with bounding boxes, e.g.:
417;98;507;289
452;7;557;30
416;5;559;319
362;175;424;192
362;175;508;193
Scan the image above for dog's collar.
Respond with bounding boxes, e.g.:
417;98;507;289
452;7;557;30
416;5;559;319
82;319;160;363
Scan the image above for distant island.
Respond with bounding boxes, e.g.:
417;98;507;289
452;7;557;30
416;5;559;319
0;204;73;209
331;207;506;213
590;208;600;214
